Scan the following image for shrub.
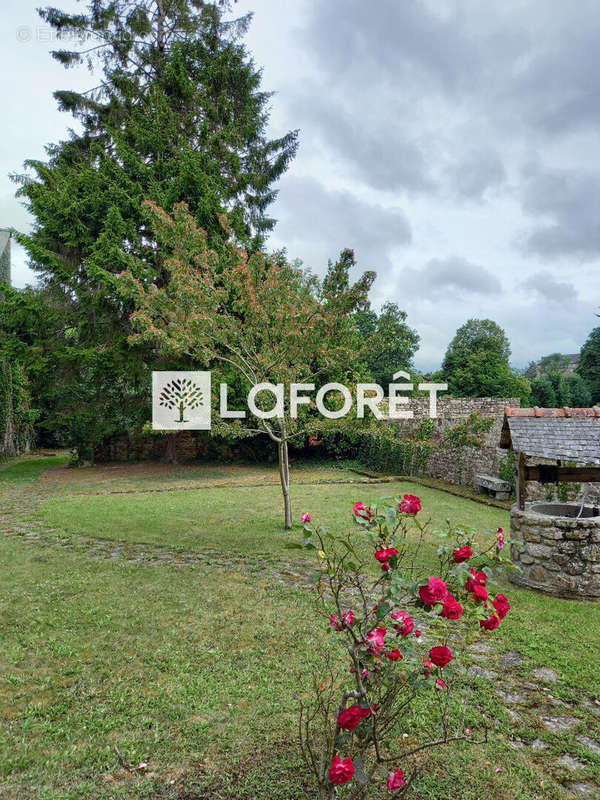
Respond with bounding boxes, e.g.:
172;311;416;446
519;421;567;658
298;495;515;798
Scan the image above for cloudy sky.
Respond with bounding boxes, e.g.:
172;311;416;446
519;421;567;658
2;0;600;370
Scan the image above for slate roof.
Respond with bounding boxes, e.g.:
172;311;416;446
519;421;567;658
500;407;600;465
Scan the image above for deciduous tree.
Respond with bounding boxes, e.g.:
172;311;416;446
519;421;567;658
118;202;374;528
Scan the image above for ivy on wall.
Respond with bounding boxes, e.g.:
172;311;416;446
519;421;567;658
0;359;37;458
311;413;493;479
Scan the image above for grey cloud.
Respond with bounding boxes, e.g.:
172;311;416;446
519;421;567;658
446;148;506;200
508;13;600;136
519;167;600;259
271;175;411;275
290;92;434;193
303;0;483;95
521;271;578;303
399;256;502;299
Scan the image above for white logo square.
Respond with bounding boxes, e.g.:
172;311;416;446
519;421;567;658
152;371;211;430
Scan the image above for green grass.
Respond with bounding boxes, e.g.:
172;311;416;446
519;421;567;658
0;453;69;484
1;454;599;799
36;477;509;559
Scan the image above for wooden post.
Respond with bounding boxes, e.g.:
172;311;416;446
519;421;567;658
517;451;527;510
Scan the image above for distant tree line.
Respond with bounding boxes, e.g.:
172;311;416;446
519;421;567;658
431;318;599;408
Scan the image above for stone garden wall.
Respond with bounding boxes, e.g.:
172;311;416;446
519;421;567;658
94;431;200;463
390;397;520;489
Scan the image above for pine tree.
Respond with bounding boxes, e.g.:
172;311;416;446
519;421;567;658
12;0;298;456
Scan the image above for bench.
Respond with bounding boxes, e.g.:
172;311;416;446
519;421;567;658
474;474;512;500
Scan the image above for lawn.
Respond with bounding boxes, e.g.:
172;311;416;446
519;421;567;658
0;455;598;799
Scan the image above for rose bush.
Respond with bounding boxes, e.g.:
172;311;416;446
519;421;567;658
298;496;516;799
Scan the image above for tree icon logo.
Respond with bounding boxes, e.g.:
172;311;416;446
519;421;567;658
152;371;212;430
159;377;204;423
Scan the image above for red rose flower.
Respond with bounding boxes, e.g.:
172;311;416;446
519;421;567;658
429;645;454;668
480;613;500;631
422;657;434;675
387;769;405;790
366;626;387;656
338;705;363;731
492;593;510;620
329;755;355;785
471;582;489;603
331;610;356;630
465;568;488;592
419;576;448;606
353;501;373;520
440;593;464;620
358;705;373;718
400;494;421;515
386;648;403;661
374;547;399;563
453;545;473;563
391;610;414;637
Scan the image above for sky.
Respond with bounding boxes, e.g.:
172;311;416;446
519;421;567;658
2;0;600;371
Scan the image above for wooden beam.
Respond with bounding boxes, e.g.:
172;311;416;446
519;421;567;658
524;465;600;483
518;451;527;510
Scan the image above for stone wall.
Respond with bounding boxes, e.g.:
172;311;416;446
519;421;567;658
510;503;600;599
389;397;520;489
94;431;200;463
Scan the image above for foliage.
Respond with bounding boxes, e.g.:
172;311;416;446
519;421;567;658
498;449;516;497
298;495;514;799
440;319;531;403
529;375;556;408
118;202;374;527
11;0;298;458
313;413;494;483
530;370;592;408
441;412;494;485
354;303;420;390
0;358;37;458
525;353;572;380
577;327;600;404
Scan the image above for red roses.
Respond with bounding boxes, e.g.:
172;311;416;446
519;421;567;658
453;545;473;563
338;704;372;731
400;494;421;515
386;648;403;661
480;593;511;630
374;547;399;571
440;593;463;620
353;501;373;520
330;610;356;631
387;768;405;789
419;576;448;606
391;610;415;637
466;568;488;602
366;626;387;656
492;593;510;620
429;645;454;668
329;755;354;785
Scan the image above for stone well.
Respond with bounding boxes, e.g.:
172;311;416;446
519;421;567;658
510;502;600;599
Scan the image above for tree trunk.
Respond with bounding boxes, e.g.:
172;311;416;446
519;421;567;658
278;430;292;529
163;433;178;464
